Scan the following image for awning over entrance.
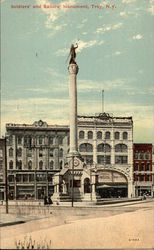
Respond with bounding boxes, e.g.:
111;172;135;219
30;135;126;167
97;185;127;189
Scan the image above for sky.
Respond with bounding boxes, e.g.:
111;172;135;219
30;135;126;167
1;0;154;143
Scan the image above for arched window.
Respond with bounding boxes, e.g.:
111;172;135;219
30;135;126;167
115;144;128;152
60;161;63;169
97;131;102;139
145;152;150;160
18;136;22;145
28;160;32;170
88;131;93;139
39;136;43;145
49;136;54;145
17;160;22;170
9;148;13;157
39;161;43;170
114;132;120;140
79;131;84;139
50;160;54;170
123;132;128;140
49;149;54;157
79;143;93;152
59;148;63;157
17;148;22;157
105;131;110;139
39;149;43;157
97;143;111;152
9;160;13;169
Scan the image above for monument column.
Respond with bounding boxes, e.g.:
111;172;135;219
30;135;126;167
68;63;79;156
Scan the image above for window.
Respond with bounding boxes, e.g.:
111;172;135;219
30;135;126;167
16;174;22;182
8;136;13;145
60;161;63;169
97;143;111;152
28;161;32;170
79;143;93;152
39;161;43;170
123;132;128;140
140;153;144;160
146;163;150;171
140;175;144;181
88;131;93;139
79;131;84;139
140;163;144;171
115;156;128;164
105;131;110;140
83;155;93;164
58;137;63;145
50;160;54;170
59;148;63;157
17;160;22;170
9;148;13;157
23;174;28;182
29;174;34;182
24;136;32;147
49;149;54;157
115;144;127;152
8;175;14;183
145;152;150;160
136;175;139;181
39;149;43;157
49;136;54;145
39;136;43;145
134;152;138;159
114;132;120;140
97;131;102;139
135;163;139;171
18;136;22;145
9;160;13;169
97;155;111;164
17;148;22;157
27;148;32;157
0;160;2;171
145;175;150;181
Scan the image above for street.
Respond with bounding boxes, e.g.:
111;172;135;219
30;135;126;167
1;201;154;249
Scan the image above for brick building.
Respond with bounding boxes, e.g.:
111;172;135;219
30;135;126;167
133;143;153;196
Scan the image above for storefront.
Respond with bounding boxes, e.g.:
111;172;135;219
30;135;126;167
96;170;128;198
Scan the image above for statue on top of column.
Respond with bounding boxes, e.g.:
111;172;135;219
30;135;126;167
69;43;78;65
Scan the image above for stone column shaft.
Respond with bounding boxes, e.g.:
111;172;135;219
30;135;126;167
68;64;79;156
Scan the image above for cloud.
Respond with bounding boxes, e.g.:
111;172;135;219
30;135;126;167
133;34;143;40
148;1;154;15
56;39;104;56
113;51;121;56
96;23;123;34
122;0;136;3
35;0;76;29
120;12;126;16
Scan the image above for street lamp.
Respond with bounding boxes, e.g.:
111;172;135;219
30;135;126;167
71;156;74;207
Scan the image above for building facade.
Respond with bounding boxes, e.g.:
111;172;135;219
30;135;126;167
133;143;153;197
0;138;6;200
6;113;134;200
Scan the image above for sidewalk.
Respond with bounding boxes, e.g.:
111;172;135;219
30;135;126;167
0;213;48;227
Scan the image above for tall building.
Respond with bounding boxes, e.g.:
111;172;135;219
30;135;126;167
133;143;153;197
0;138;6;200
6;113;134;200
6;120;69;200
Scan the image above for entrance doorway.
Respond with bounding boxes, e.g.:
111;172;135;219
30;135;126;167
84;178;90;193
